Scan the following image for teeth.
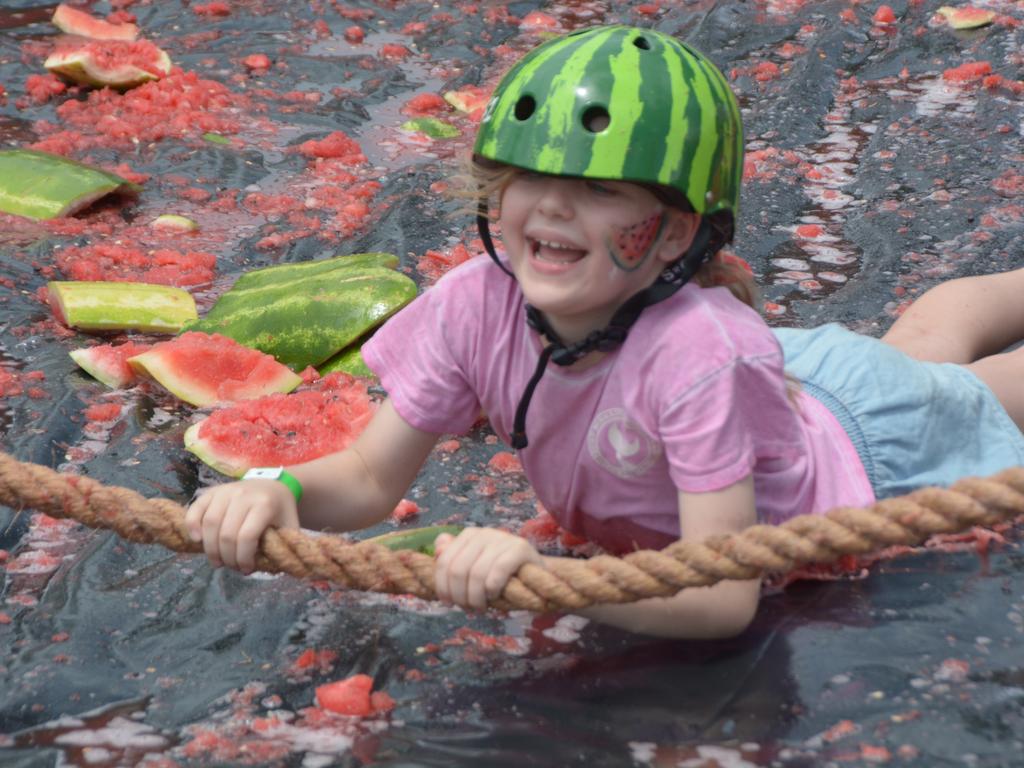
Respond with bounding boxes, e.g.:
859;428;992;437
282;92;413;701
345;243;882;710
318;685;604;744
537;239;577;251
529;237;586;265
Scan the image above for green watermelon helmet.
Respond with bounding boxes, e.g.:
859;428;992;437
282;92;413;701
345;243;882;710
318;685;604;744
474;24;743;241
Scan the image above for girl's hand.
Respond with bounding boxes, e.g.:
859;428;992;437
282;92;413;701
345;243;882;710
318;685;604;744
185;479;300;574
433;528;543;611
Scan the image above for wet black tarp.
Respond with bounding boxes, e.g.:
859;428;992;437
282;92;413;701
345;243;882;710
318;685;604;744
1;0;1023;766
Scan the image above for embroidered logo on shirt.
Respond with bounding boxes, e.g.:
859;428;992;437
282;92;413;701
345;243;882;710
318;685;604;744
587;408;661;478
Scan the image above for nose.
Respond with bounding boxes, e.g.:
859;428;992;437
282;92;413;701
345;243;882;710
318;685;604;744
535;178;575;219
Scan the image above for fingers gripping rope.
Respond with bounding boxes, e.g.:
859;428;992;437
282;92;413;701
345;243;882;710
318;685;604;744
1;451;1022;612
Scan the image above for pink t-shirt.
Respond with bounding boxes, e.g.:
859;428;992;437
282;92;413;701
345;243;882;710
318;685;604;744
362;256;873;554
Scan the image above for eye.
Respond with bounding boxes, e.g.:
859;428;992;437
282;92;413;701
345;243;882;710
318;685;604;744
585;180;617;196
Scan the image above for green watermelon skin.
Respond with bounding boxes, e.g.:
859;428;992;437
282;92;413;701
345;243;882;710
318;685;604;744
475;26;743;218
231;252;398;291
365;525;465;555
48;280;196;332
317;343;374;378
188;261;416;370
1;150;139;220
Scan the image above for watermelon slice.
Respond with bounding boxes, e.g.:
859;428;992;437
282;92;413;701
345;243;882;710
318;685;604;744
48;281;197;333
400;118;460;139
187;254;416;370
128;332;302;407
937;6;996;29
151;214;198;232
443;85;491;116
70;341;154;389
0;150;140;220
45;39;172;90
183;373;375;476
52;4;139;41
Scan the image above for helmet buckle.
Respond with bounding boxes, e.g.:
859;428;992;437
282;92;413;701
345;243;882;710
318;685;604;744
551;347;577;366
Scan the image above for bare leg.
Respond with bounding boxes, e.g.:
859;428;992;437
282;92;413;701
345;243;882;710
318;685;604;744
966;347;1024;432
881;268;1024;363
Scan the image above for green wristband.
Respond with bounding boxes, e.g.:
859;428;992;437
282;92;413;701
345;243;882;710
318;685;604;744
242;466;303;502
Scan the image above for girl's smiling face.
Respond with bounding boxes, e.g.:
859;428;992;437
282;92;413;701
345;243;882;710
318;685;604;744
499;172;699;343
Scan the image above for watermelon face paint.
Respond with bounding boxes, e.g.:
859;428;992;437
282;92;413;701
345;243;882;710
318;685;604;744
607;210;666;272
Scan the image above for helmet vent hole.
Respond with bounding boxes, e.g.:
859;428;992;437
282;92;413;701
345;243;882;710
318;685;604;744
633;36;651;50
581;106;610;133
514;96;536;121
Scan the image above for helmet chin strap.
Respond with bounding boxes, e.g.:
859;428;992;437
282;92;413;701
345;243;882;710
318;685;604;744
477;202;515;279
476;205;715;450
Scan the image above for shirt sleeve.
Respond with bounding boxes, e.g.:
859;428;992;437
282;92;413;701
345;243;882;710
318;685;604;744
361;272;482;435
659;353;793;494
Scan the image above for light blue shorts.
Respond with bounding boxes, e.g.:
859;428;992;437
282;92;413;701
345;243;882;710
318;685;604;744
773;323;1024;500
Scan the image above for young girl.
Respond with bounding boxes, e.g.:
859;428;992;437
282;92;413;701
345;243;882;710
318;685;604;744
185;26;1024;639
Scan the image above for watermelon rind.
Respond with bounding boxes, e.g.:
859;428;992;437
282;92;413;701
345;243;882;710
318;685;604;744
400;118;461;139
49;281;197;333
70;348;128;388
231;252;399;291
188;257;416;370
937;6;996;29
45;45;172;90
128;333;302;407
52;3;139;41
184;421;248;477
364;525;465;555
0;149;140;220
151;214;198;232
317;342;374;379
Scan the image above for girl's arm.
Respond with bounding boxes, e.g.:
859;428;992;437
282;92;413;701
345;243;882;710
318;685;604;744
292;400;440;530
575;474;761;638
434;474;761;639
185;400;439;572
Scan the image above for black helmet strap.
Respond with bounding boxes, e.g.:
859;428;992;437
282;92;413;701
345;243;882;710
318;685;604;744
477;202;515;278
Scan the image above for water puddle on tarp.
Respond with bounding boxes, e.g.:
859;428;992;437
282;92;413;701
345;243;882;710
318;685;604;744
1;0;1023;766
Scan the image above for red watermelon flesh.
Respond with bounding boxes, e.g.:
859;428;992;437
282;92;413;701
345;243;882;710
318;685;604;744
128;332;302;407
183;373;376;476
70;341;154;389
52;4;139;41
314;674;394;717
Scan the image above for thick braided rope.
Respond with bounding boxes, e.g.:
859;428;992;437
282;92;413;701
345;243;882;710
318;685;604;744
1;452;1022;611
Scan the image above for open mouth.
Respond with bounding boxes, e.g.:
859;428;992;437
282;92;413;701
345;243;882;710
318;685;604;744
529;237;587;264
